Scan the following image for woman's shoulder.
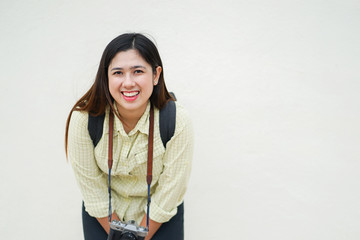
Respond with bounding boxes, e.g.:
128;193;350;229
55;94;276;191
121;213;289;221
69;110;90;131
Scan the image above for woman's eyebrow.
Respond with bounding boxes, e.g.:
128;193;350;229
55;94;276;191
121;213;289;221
110;66;146;71
131;65;146;69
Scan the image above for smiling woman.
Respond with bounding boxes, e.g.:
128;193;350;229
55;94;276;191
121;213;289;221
64;33;193;240
108;49;162;131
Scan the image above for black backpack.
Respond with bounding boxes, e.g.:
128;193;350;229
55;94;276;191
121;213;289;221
88;97;176;148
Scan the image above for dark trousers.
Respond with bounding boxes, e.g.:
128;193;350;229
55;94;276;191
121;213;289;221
82;202;184;240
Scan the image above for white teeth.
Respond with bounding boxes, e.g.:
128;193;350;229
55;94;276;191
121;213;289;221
123;91;139;97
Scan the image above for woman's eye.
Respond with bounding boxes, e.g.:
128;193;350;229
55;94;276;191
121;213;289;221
114;71;122;75
134;70;143;74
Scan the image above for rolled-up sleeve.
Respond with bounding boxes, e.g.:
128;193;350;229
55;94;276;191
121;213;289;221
68;110;110;218
147;105;194;223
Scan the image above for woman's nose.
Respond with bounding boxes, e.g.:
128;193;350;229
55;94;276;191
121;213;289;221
122;74;135;88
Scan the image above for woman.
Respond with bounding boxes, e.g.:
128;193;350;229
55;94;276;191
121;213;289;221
65;33;193;240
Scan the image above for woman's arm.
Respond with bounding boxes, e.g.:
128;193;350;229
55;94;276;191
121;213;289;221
145;104;194;225
68;111;111;217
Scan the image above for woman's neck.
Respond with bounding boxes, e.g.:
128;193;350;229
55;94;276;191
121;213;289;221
115;102;148;134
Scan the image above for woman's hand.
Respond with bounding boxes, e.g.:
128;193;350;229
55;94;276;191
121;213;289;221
96;213;121;234
140;214;162;240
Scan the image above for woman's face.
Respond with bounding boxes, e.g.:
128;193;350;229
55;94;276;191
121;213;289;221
108;49;161;116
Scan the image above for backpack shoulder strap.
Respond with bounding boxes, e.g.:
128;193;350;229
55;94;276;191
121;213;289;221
159;92;177;148
88;113;105;147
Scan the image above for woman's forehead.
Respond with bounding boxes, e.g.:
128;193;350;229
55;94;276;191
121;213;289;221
109;49;149;68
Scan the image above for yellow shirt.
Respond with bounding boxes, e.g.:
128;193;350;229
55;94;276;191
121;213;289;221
68;102;193;223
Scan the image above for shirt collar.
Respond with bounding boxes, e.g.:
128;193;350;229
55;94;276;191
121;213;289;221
113;101;151;136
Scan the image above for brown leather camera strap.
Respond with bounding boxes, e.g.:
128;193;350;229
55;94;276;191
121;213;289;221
108;110;114;169
147;104;154;185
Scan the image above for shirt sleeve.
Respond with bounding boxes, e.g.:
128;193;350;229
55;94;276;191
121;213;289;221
68;110;110;218
147;104;194;223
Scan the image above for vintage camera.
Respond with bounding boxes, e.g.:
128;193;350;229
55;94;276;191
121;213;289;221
107;220;148;240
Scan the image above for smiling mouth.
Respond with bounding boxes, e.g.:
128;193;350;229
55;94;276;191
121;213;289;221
122;91;140;97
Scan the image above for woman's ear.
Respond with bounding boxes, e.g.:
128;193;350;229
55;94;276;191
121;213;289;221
153;66;162;86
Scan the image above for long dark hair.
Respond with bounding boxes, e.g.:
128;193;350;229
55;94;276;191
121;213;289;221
65;33;174;155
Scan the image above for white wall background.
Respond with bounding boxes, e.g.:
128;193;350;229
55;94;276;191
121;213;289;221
1;0;359;239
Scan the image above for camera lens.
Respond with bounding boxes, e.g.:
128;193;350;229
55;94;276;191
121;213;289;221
119;232;137;240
